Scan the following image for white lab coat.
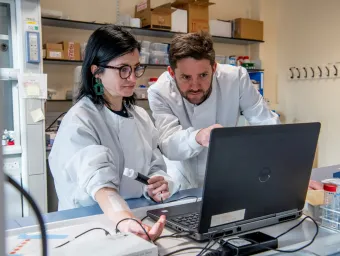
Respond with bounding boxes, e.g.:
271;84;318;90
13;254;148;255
148;64;280;189
49;97;179;211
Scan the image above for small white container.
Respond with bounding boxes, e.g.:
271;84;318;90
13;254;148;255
150;43;168;53
209;20;232;37
139;50;150;64
130;18;141;28
141;41;151;52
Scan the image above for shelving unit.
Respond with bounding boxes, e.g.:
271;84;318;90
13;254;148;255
43;59;168;69
41;17;265;45
43;59;263;73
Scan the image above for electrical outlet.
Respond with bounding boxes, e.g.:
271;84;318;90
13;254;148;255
3;161;20;170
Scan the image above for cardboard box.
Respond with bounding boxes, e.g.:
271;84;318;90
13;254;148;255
233;18;264;41
172;0;215;33
44;43;63;50
59;41;81;61
135;0;175;31
171;9;188;33
209;20;232;37
46;49;64;60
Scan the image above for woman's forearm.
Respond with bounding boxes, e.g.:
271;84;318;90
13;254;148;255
95;187;135;224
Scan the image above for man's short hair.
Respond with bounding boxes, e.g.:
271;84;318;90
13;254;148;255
169;31;215;70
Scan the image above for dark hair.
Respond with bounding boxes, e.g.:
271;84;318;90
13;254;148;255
169;31;215;70
77;25;141;108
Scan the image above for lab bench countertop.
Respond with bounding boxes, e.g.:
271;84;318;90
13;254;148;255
6;164;340;231
6;188;201;230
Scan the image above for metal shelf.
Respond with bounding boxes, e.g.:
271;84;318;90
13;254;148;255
41;17;265;45
43;59;82;65
43;59;168;69
43;59;263;72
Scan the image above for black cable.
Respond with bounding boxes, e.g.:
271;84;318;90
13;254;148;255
45;112;67;132
141;216;149;222
163;246;219;256
55;228;110;248
198;235;216;256
115;218;153;242
155;231;194;242
275;216;315;240
204;232;230;255
164;196;199;204
224;216;319;254
5;174;47;256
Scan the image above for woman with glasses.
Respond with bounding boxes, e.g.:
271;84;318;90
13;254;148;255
48;25;179;241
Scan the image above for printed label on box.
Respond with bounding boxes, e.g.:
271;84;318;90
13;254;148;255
68;42;75;60
50;51;62;58
137;0;148;12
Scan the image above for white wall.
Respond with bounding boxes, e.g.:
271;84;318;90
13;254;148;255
274;0;340;167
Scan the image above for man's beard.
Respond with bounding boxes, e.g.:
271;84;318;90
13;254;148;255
175;77;213;105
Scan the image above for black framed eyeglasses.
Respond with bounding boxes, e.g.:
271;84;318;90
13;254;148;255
100;64;147;79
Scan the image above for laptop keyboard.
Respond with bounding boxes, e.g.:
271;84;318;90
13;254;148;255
171;212;200;230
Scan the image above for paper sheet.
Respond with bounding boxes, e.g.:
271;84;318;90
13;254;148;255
30;108;45;123
18;73;47;99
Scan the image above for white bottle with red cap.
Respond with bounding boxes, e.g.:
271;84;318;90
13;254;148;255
322;183;338;229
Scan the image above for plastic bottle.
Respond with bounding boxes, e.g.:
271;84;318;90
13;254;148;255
2;134;7;146
323;184;337;229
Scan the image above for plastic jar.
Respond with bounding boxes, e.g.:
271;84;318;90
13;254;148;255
322;183;338;229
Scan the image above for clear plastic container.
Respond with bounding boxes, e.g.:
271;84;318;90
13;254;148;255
321;183;338;230
139;50;150;64
141;41;151;52
215;55;226;64
150;51;169;65
135;86;148;99
150;43;168;53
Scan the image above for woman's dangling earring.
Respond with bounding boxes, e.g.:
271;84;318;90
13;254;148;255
94;77;104;96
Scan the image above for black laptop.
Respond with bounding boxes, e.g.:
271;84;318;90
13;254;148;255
147;123;321;241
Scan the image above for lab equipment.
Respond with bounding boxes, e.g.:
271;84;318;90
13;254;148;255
26;31;41;63
123;168;150;185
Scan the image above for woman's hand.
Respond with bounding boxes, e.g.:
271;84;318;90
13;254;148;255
147;176;170;202
308;180;323;190
117;214;166;241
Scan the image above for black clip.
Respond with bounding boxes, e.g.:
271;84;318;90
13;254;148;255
326;66;330;77
310;67;315;78
303;67;307;78
334;65;338;76
295;67;301;79
318;66;322;77
289;67;294;79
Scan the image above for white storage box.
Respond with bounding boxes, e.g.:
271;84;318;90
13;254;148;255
171;9;188;33
141;41;151;52
140;50;150;64
209;20;232;37
150;43;168;53
150;51;169;65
